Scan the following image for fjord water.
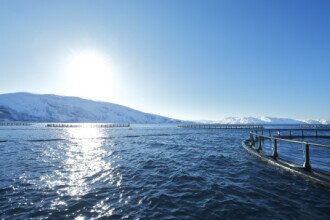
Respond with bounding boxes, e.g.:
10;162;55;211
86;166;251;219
0;125;329;219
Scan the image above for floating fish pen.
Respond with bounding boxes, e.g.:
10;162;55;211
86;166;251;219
45;123;130;128
300;124;330;129
179;124;263;129
0;122;32;126
243;128;330;187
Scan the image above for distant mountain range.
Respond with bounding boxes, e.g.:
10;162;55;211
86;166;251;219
0;92;328;124
214;116;330;125
0;93;180;123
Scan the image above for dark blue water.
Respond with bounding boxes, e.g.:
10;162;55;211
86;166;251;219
1;125;330;219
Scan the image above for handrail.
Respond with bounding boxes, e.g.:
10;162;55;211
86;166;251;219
250;132;330;148
249;130;330;170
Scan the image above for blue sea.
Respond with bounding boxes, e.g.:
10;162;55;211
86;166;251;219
0;124;330;219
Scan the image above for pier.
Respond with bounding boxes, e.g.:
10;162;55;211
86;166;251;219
243;128;330;187
179;124;263;129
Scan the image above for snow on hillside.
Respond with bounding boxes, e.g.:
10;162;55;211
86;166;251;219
215;116;329;125
0;93;328;124
0;92;180;123
302;119;330;124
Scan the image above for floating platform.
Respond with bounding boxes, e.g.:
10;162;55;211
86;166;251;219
179;124;263;129
300;124;330;129
243;129;330;187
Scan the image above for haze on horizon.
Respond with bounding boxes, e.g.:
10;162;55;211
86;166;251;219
1;0;330;121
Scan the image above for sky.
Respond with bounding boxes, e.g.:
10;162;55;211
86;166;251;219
0;0;330;120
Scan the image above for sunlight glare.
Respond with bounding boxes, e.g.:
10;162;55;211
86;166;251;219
65;50;113;99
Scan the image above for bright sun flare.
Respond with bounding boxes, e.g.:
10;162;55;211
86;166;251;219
66;50;113;99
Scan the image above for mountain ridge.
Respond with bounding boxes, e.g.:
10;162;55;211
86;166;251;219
0;92;329;124
0;92;180;123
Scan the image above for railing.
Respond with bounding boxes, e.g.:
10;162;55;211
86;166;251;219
254;128;330;138
250;129;330;171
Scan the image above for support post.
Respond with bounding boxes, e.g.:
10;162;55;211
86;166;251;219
302;130;304;137
289;130;292;138
303;143;311;170
272;139;278;159
257;136;262;152
250;133;254;146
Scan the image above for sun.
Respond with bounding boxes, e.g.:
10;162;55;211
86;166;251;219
65;50;113;99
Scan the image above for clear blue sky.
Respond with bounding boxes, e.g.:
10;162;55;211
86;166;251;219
0;0;329;120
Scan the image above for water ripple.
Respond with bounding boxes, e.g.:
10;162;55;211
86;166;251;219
0;126;330;219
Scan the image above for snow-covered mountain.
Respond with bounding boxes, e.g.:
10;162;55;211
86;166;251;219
1;92;328;124
303;119;330;125
215;116;329;125
0;92;180;123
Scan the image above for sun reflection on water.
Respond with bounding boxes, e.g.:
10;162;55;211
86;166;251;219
40;127;122;212
63;127;111;197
